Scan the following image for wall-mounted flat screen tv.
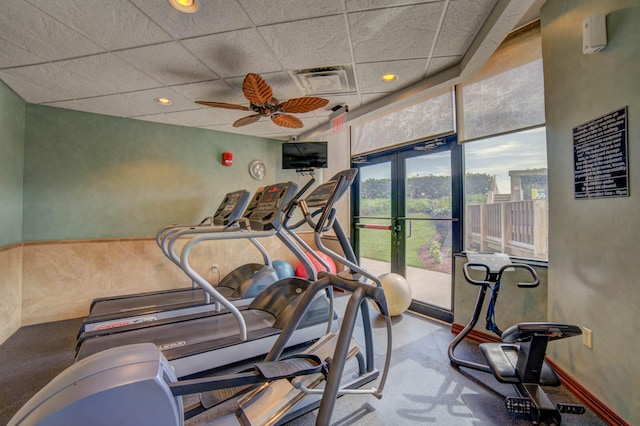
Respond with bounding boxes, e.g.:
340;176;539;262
282;141;328;170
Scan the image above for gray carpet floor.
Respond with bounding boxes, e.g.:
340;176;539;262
1;304;606;425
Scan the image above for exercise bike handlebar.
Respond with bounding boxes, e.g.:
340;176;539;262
463;262;539;288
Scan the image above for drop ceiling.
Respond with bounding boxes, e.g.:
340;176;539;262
0;0;542;140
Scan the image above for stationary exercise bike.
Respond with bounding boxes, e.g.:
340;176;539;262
448;252;585;425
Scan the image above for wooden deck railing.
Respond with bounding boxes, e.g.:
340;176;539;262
467;200;548;259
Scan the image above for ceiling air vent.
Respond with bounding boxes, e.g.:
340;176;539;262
290;66;356;95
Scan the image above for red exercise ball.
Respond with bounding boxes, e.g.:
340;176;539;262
294;251;337;279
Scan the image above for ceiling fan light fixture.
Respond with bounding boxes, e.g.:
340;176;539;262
155;97;172;106
381;74;398;83
169;0;198;13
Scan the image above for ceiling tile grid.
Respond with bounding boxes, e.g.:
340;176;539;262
114;41;219;85
181;28;283;78
131;0;252;39
25;0;172;51
0;0;532;139
0;0;105;61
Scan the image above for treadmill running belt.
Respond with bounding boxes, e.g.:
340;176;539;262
77;309;276;361
89;288;207;316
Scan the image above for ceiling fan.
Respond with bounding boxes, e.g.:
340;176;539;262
195;73;329;129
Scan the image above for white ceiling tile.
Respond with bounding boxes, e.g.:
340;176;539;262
45;93;151;117
131;0;252;39
115;42;218;85
433;0;498;57
348;3;443;63
124;86;200;114
346;0;441;12
26;0;171;50
2;62;113;102
258;16;352;70
0;39;46;68
182;29;282;78
239;0;343;26
170;80;243;105
56;53;163;93
0;0;104;61
0;70;63;103
356;59;427;93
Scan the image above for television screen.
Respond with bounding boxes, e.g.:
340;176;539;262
282;142;328;170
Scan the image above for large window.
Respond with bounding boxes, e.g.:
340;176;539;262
464;127;548;260
460;22;547;261
350;22;547;262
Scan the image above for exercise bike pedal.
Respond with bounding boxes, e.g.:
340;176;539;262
557;403;586;415
505;396;532;414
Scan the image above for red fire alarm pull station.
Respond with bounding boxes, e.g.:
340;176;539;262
222;152;233;166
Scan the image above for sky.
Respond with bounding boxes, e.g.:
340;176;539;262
359;127;547;195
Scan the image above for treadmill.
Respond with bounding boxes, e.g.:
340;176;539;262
80;189;280;334
76;180;337;378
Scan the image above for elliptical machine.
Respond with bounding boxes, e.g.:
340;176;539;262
448;252;584;425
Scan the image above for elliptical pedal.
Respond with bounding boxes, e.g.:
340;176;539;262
557;403;586;415
505;396;532;414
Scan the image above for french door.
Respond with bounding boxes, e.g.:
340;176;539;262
353;136;462;322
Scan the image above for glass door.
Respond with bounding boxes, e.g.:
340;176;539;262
353;157;395;277
353;137;461;322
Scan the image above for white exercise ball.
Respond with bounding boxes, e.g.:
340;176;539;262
375;272;412;316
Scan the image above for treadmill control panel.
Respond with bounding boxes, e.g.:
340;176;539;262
242;182;298;231
212;190;251;226
305;169;358;208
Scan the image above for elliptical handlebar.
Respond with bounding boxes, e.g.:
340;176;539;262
322;272;389;316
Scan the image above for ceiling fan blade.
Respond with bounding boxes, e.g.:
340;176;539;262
279;97;329;113
271;114;303;129
195;101;251;111
233;114;262;127
243;73;273;105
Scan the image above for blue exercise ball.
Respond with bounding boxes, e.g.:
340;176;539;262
273;260;295;279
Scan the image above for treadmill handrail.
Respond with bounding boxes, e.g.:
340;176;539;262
179;228;279;341
162;224;228;265
166;224;245;266
166;230;271;269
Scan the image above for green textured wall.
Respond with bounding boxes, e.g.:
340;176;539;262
23;105;282;241
0;80;25;246
542;1;639;423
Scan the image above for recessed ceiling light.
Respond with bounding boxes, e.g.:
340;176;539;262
168;0;198;13
381;74;398;83
155;97;172;106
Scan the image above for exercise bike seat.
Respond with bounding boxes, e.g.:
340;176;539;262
502;322;583;343
479;322;581;386
479;343;560;386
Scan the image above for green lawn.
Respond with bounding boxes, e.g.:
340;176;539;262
358;213;438;268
